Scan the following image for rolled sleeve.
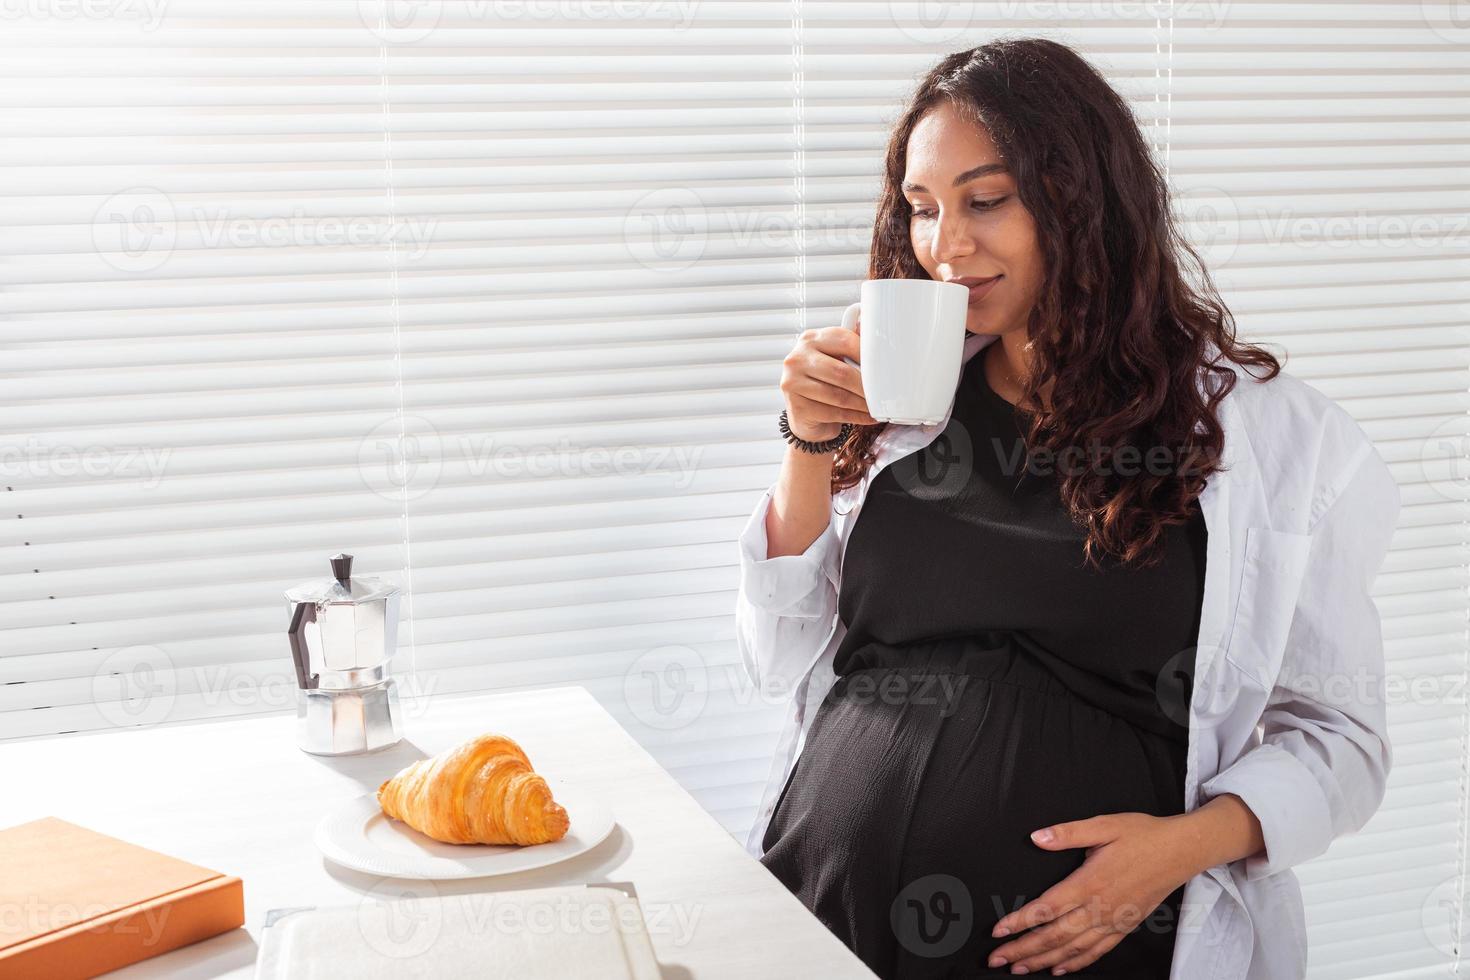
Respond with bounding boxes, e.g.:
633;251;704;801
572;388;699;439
738;484;842;617
733;483;842;694
1200;441;1401;881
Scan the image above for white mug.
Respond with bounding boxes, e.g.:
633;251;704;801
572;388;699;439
841;278;971;424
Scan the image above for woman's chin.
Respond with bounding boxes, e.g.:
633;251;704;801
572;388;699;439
964;320;1004;337
964;307;1019;337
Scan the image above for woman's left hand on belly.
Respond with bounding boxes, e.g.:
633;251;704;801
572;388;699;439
984;811;1199;975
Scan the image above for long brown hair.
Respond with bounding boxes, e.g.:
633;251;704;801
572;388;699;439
832;37;1281;570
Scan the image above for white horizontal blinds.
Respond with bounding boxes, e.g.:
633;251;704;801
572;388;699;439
0;5;414;736
1162;3;1470;977
353;1;803;834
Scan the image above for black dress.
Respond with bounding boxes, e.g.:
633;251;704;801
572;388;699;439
759;350;1208;979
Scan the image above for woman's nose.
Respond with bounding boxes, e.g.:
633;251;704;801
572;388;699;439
929;211;975;264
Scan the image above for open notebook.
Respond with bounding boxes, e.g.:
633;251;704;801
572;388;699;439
254;882;662;979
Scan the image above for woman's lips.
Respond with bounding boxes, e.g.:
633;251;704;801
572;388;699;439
967;276;1002;304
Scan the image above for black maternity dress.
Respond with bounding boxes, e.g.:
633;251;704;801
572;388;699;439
758;349;1209;979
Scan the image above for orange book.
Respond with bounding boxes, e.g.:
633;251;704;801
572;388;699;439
0;817;244;980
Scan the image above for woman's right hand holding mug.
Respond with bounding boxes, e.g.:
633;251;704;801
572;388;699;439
779;305;878;442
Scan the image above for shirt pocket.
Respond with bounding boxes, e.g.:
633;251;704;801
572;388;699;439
1222;526;1315;690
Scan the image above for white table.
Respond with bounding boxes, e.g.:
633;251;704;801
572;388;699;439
0;686;877;979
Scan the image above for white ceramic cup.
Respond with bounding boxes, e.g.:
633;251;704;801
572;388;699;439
840;278;971;424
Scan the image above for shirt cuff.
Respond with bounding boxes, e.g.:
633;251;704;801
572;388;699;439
1198;740;1335;881
737;484;842;620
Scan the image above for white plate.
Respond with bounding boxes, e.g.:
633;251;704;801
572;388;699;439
314;778;615;879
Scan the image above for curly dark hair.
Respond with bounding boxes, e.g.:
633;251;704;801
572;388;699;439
831;37;1281;570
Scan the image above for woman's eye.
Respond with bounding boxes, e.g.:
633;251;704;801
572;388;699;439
908;197;1007;220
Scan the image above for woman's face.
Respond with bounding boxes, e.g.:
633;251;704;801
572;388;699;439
903;101;1043;338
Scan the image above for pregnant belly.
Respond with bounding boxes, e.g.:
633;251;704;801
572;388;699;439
760;649;1187;977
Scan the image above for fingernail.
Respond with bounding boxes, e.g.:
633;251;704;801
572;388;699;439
988;956;1006;967
1012;967;1029;975
1053;970;1067;977
994;926;1010;937
1031;828;1054;844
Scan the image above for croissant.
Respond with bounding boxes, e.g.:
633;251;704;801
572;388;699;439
376;733;570;846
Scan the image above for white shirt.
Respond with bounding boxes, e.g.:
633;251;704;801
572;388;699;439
733;330;1401;980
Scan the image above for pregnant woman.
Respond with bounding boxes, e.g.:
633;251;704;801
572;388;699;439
737;38;1400;979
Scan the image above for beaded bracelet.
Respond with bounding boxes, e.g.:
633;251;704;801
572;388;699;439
778;409;853;454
